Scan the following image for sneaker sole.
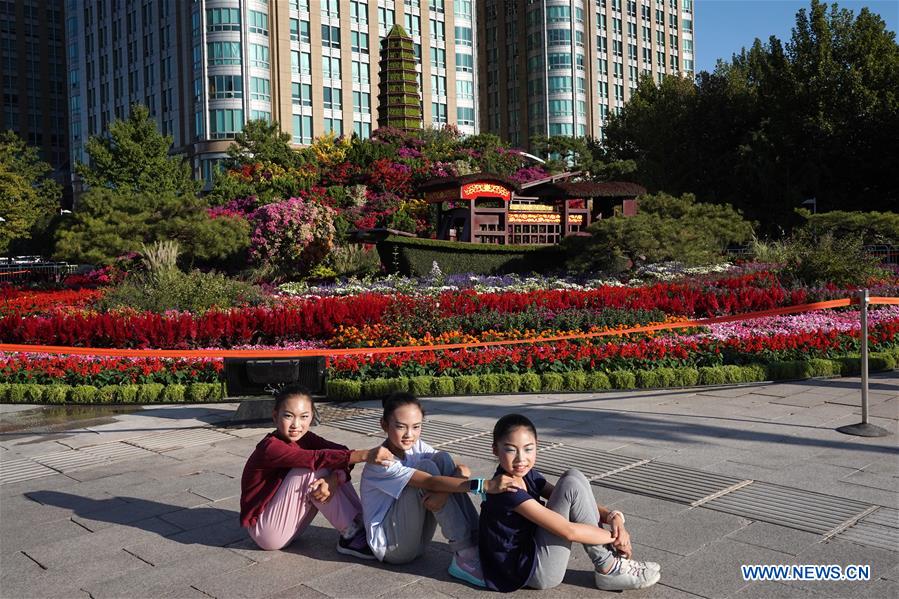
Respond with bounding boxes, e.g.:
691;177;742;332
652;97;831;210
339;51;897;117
336;545;377;560
448;561;487;588
594;569;661;591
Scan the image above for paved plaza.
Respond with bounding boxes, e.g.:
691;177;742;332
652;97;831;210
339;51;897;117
1;374;897;599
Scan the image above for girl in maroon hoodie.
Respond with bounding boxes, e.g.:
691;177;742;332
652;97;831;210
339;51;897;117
240;384;393;555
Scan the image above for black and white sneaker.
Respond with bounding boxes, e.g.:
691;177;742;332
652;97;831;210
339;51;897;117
336;530;376;560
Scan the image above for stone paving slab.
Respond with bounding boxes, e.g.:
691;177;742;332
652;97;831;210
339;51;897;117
2;375;898;598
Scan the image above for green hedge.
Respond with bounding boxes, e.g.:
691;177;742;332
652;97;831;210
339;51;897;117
0;383;225;404
324;354;899;400
376;235;565;276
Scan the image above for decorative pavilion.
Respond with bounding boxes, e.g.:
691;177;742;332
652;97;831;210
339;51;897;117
417;173;646;245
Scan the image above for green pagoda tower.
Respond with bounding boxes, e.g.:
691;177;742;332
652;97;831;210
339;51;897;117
378;24;422;131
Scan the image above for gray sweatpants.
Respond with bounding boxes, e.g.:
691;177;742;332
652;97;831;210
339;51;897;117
527;468;616;590
381;451;479;564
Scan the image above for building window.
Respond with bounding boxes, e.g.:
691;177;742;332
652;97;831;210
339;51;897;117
378;7;394;28
324;117;343;136
454;0;472;18
456;79;473;99
322;25;341;48
454;25;472;46
548;76;572;93
456;52;473;72
208;75;243;99
250;43;269;68
250;110;271;122
429;0;445;13
353;120;371;139
323;86;342;110
547;29;571;46
549;99;573;116
430;19;444;40
351;1;368;24
249;10;268;35
457;106;475;126
293;114;312;144
404;13;420;36
546;6;570;22
549;122;574;136
547;53;572;69
351;30;369;54
322;56;341;79
352;60;370;83
432;102;447;123
352;91;371;113
292;82;312;106
431;75;447;96
208;42;241;66
322;0;340;18
209;108;244;139
206;7;240;31
250;77;271;101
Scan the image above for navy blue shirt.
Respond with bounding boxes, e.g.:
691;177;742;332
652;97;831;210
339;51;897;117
478;468;547;592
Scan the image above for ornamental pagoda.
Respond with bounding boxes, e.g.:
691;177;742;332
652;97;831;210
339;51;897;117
417;173;646;245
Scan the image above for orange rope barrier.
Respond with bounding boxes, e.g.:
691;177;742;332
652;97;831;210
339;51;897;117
0;270;31;276
3;296;893;359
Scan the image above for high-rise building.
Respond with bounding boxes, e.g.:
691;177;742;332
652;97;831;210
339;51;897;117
478;0;694;148
1;0;70;203
65;0;478;189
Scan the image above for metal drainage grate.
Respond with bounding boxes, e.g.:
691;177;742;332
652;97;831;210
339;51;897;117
441;433;558;460
596;461;748;505
704;481;873;535
126;428;235;453
836;507;899;552
0;457;59;485
325;416;384;437
78;441;156;462
421;420;484;447
317;404;380;425
32;450;109;473
534;445;646;480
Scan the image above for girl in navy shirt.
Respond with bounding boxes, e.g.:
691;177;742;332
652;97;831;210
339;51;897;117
479;414;661;592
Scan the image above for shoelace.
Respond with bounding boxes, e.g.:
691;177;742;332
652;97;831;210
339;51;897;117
620;559;647;577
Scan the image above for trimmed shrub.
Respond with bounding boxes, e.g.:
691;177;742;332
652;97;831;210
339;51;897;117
654;368;677;388
519;372;542;392
480;374;502;394
871;352;897;371
70;385;99;404
673;367;699;387
454;375;482;395
608;370;636;389
326;379;362;401
540;373;564;392
585;371;612;390
835;356;861;376
118;385;140;403
432;376;456;396
43;385;71;404
562;371;588;392
635;369;659;389
698;367;726;385
409;376;434;397
722;365;743;384
0;383;9;402
385;377;409;395
97;385;119;403
740;364;767;383
807;358;840;377
206;383;225;401
496;373;522;393
362;378;394;399
8;384;43;403
161;384;186;403
137;383;164;403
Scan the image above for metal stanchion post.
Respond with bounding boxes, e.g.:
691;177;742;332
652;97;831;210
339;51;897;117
837;289;890;437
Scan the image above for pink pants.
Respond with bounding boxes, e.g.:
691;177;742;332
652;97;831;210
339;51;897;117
249;468;363;551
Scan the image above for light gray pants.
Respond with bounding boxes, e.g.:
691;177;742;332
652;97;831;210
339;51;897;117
527;469;616;590
381;451;480;564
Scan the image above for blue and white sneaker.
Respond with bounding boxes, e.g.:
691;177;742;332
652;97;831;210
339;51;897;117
448;554;486;587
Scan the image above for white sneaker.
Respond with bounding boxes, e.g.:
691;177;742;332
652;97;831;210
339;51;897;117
595;558;661;591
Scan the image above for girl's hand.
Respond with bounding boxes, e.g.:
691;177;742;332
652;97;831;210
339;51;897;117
453;463;471;478
309;477;332;503
368;446;395;466
485;473;525;494
611;521;632;559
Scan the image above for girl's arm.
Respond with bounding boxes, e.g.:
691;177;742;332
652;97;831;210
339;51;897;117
514;499;615;545
406;470;522;494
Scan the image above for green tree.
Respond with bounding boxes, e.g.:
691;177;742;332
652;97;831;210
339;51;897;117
223;118;299;170
75;104;199;195
563;193;754;273
54;188;249;266
0;132;61;253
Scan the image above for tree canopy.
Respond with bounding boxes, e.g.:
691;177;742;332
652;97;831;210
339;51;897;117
602;0;898;232
0;132;61;253
75;104;200;196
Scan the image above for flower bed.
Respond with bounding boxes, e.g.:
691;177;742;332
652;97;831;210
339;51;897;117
0;288;104;317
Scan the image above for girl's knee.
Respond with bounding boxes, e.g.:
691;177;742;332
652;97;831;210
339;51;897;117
432;451;456;475
415;458;442;476
530;572;565;590
561;468;589;485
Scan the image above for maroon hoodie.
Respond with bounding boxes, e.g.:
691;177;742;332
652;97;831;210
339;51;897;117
240;431;354;527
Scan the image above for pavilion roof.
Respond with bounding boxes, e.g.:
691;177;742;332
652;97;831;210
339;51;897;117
526;180;647;199
417;173;522;194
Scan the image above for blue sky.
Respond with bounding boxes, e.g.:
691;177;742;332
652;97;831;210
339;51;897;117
695;0;899;72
